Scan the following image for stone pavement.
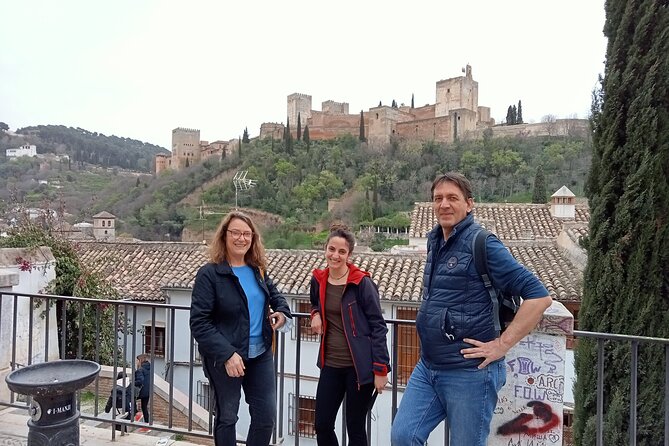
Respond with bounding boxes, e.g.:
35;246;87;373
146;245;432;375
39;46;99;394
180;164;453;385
0;408;204;446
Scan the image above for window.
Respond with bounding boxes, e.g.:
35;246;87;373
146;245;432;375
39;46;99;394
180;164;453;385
108;220;112;226
102;220;105;227
396;306;420;386
288;394;316;438
143;325;165;356
293;299;319;342
197;380;211;411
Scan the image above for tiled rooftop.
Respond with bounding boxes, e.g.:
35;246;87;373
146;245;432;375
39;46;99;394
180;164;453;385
409;202;590;240
77;242;581;303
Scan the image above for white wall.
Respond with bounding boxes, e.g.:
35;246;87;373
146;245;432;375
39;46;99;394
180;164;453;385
0;247;59;401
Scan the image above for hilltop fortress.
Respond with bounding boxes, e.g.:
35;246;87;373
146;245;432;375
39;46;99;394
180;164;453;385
156;66;588;174
264;65;495;145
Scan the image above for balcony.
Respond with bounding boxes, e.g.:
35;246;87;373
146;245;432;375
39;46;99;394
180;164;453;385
1;291;668;445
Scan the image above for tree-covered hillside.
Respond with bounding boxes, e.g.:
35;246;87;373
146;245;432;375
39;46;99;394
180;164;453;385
6;125;168;172
104;131;591;241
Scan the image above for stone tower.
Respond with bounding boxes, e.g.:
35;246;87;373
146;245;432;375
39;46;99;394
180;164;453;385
172;128;201;170
287;94;312;129
435;64;479;118
92;211;116;241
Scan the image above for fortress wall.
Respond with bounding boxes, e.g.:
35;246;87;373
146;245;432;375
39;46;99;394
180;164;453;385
395;116;452;142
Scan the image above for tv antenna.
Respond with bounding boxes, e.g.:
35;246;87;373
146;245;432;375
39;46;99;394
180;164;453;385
233;170;257;209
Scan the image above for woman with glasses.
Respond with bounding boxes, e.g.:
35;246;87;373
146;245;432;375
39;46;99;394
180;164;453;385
190;211;292;446
309;224;390;446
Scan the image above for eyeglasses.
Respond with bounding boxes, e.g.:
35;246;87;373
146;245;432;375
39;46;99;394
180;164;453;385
227;229;253;240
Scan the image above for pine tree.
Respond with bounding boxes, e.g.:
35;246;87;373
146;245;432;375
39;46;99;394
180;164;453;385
573;2;669;445
359;110;366;142
411;93;415;109
517;100;523;124
242;127;250;143
531;165;546;203
296;113;302;141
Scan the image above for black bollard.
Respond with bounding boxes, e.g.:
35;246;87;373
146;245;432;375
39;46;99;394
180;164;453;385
5;360;101;446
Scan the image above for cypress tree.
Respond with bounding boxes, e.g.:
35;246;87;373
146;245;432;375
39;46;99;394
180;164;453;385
297;112;302;141
242;127;250;143
574;2;669;445
517;100;523;124
303;125;310;150
506;105;514;125
359;110;366;142
285;116;293;155
511;105;518;124
378;101;382;107
238;137;242;158
411;93;415;109
531;165;546;203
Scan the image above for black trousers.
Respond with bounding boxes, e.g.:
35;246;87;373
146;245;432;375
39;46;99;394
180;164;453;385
139;397;150;423
314;366;374;446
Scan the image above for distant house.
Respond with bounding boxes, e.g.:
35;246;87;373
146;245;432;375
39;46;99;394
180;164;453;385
6;144;37;159
92;211;116;241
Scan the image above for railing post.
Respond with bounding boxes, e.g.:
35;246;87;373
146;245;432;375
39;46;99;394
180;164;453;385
295;318;301;446
630;341;638;446
665;344;668;446
597;338;605;446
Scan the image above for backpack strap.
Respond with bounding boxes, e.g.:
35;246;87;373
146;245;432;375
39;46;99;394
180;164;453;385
471;229;502;334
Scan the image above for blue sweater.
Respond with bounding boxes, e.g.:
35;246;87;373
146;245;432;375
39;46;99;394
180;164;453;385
416;213;549;369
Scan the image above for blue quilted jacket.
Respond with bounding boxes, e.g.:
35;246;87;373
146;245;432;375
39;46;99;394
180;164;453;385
417;213;549;369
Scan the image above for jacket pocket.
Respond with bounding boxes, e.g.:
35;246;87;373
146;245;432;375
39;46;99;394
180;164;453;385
440;307;461;342
348;304;358;337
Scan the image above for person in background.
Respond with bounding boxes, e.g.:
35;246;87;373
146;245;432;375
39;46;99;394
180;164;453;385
310;224;390;446
391;172;552;445
190;211;292;446
134;353;152;424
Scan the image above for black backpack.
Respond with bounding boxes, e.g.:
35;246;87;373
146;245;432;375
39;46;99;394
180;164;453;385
472;229;521;334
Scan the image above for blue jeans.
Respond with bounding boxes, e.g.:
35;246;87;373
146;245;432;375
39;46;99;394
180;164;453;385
203;349;276;446
391;359;506;446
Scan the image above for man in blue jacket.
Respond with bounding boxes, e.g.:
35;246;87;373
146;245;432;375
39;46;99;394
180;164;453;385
391;172;552;446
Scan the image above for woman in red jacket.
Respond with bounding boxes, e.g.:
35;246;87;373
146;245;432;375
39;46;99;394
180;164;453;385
310;224;390;446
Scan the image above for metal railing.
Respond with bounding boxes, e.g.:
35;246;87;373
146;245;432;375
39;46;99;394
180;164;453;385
1;291;668;445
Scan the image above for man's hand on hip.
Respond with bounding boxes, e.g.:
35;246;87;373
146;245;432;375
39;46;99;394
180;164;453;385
461;337;510;369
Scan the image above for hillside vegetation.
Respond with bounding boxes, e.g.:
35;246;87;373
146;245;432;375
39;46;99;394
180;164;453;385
1;125;168;172
2;126;592;243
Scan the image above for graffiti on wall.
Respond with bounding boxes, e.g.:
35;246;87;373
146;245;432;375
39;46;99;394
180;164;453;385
490;334;566;446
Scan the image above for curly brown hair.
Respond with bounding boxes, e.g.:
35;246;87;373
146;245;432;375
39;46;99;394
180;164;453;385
209;211;267;271
326;223;355;254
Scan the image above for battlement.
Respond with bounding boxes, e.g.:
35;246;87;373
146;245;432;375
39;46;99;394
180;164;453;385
172;127;199;134
322;100;349;115
287;93;312;100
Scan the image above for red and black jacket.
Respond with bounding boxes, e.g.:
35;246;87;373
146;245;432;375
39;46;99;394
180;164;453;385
310;263;390;386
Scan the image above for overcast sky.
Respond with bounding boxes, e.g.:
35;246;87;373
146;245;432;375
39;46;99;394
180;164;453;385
1;1;606;150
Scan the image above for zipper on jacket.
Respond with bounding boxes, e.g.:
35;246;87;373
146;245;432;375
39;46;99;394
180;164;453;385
348;305;358;337
340;285;362;390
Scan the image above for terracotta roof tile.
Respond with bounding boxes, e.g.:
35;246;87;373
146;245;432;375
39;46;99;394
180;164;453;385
77;242;580;303
409;202;590;240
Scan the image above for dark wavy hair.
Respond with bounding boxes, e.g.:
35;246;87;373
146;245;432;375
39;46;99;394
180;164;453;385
326;223;355;254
